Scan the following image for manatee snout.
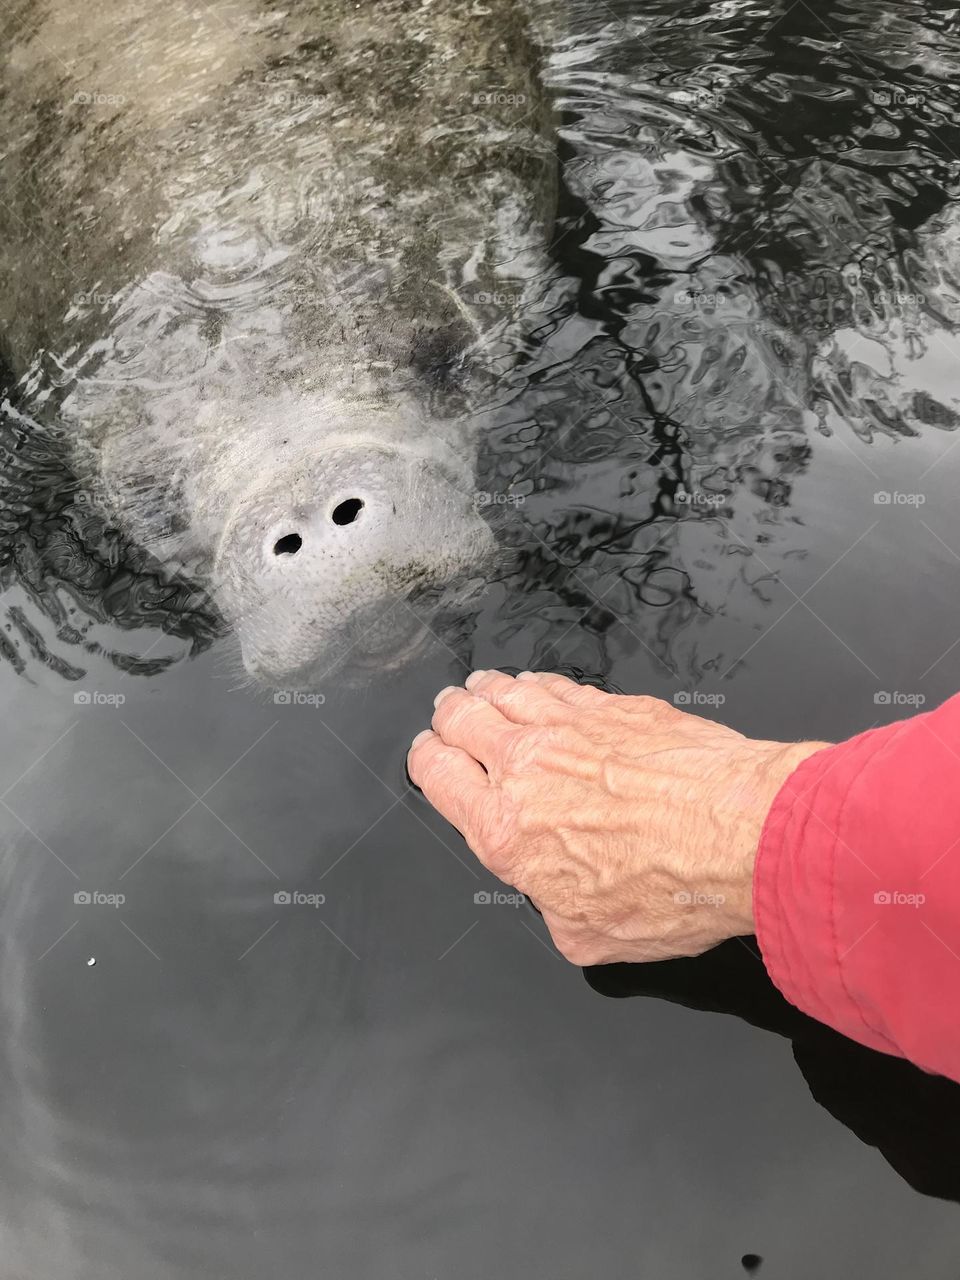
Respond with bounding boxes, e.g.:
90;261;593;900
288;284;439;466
214;439;493;686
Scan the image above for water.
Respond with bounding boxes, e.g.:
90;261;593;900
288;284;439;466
2;0;960;1275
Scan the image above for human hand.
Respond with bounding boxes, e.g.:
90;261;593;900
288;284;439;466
407;671;827;965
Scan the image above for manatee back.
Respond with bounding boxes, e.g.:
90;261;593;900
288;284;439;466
0;0;558;381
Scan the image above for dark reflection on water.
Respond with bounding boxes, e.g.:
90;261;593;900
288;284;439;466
0;397;220;685
587;941;960;1205
3;0;960;1276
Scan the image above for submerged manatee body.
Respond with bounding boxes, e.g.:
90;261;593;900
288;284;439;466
0;0;556;685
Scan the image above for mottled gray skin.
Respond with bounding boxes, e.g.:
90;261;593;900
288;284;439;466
0;0;556;684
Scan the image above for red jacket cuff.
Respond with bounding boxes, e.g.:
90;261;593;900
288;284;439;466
754;694;960;1081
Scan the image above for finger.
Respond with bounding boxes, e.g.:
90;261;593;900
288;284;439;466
431;688;518;771
407;730;491;838
463;668;574;725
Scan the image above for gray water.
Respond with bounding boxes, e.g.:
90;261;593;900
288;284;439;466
2;0;960;1275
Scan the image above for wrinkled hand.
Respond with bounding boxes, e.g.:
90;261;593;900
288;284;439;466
407;671;827;965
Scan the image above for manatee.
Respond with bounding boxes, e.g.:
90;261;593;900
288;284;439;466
0;0;557;685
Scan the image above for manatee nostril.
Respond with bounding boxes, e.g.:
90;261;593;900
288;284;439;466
332;498;364;526
273;533;302;556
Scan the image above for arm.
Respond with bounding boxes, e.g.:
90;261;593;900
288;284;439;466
754;693;960;1081
407;672;960;1083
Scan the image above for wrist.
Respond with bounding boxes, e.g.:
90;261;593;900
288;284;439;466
722;739;830;937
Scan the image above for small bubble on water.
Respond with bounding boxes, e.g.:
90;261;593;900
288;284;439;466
86;957;96;967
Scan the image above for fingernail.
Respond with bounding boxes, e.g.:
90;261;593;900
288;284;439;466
433;685;458;708
410;729;433;749
464;670;488;689
515;670;536;681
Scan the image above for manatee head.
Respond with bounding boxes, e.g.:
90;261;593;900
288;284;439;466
207;393;495;687
57;294;508;690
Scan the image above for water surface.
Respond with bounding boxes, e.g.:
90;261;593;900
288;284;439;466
2;0;960;1275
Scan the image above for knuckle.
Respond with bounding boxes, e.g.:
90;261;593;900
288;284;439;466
416;743;456;786
472;670;510;694
627;694;672;716
497;678;531;705
501;728;548;771
568;682;605;705
529;672;568;694
533;725;565;753
431;690;472;734
499;685;550;719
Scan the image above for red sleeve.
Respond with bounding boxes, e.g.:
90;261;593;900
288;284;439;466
753;692;960;1084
